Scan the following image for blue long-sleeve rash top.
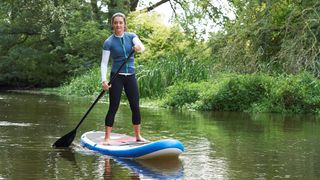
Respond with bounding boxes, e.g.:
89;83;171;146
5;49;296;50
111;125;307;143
101;32;145;82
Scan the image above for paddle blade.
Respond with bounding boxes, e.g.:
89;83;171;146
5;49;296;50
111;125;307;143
52;129;76;148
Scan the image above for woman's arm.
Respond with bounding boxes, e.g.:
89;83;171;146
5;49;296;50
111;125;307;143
101;50;110;82
132;36;145;52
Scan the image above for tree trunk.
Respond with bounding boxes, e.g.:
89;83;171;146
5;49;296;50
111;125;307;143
130;0;139;11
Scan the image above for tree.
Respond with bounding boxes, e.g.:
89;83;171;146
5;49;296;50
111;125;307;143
0;0;68;86
106;0;227;40
0;0;227;87
209;0;320;76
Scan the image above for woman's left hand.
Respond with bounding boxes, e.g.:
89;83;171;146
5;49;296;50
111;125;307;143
133;45;141;52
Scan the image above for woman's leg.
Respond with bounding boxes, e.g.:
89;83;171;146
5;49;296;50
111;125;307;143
104;126;112;145
104;74;123;144
133;124;147;141
123;74;145;141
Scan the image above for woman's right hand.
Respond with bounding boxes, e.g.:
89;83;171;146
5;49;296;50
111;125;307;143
102;81;111;91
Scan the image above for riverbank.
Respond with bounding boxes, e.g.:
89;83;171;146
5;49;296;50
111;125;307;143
3;72;320;114
161;73;320;113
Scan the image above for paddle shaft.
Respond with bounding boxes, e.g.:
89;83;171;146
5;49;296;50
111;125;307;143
74;50;135;131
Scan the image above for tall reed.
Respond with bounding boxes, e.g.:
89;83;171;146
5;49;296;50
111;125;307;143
136;52;208;98
57;67;101;96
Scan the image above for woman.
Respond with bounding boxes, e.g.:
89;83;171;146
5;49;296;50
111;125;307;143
101;12;146;145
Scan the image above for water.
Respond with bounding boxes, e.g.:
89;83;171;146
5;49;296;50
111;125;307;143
0;91;320;179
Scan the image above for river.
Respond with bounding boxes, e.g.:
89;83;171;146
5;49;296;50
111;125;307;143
0;91;320;179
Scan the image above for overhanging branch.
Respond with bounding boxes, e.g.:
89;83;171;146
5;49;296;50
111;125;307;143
141;0;170;12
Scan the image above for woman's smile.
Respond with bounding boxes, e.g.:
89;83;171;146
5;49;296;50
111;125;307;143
113;16;125;36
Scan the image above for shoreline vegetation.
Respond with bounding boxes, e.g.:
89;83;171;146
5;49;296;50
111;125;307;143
38;71;320;114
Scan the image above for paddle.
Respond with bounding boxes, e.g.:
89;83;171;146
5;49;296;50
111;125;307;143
53;50;135;148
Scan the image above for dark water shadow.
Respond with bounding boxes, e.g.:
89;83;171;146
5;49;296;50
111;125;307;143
50;146;79;168
46;146;83;179
56;147;77;164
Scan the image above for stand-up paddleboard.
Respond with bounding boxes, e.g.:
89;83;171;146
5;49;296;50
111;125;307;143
80;131;184;159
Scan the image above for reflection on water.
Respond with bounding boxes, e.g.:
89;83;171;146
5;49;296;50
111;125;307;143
113;157;183;179
51;145;184;179
182;137;228;179
1;91;320;179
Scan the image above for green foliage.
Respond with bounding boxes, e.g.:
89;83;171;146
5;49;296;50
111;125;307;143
162;73;320;113
267;73;320;113
275;2;320;76
163;82;207;108
170;0;226;41
56;67;101;96
0;0;68;87
0;0;109;87
210;1;320;77
208;74;272;111
0;35;66;87
64;21;109;75
127;13;210;98
137;50;209;97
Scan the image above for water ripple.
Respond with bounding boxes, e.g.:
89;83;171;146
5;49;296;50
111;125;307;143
0;121;36;127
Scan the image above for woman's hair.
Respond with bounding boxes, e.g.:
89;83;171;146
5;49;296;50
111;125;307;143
111;12;127;31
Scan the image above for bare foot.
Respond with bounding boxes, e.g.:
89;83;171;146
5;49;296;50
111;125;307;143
136;136;148;142
102;139;110;145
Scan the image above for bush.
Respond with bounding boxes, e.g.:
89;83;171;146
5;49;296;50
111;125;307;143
210;74;272;111
162;73;320;113
268;73;320;113
57;67;101;96
163;82;208;108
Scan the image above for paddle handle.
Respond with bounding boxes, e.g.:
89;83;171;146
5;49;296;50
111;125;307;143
74;50;135;130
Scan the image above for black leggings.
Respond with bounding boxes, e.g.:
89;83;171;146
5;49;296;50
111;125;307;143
105;73;141;127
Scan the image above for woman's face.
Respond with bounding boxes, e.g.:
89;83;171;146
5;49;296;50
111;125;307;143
112;16;125;35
